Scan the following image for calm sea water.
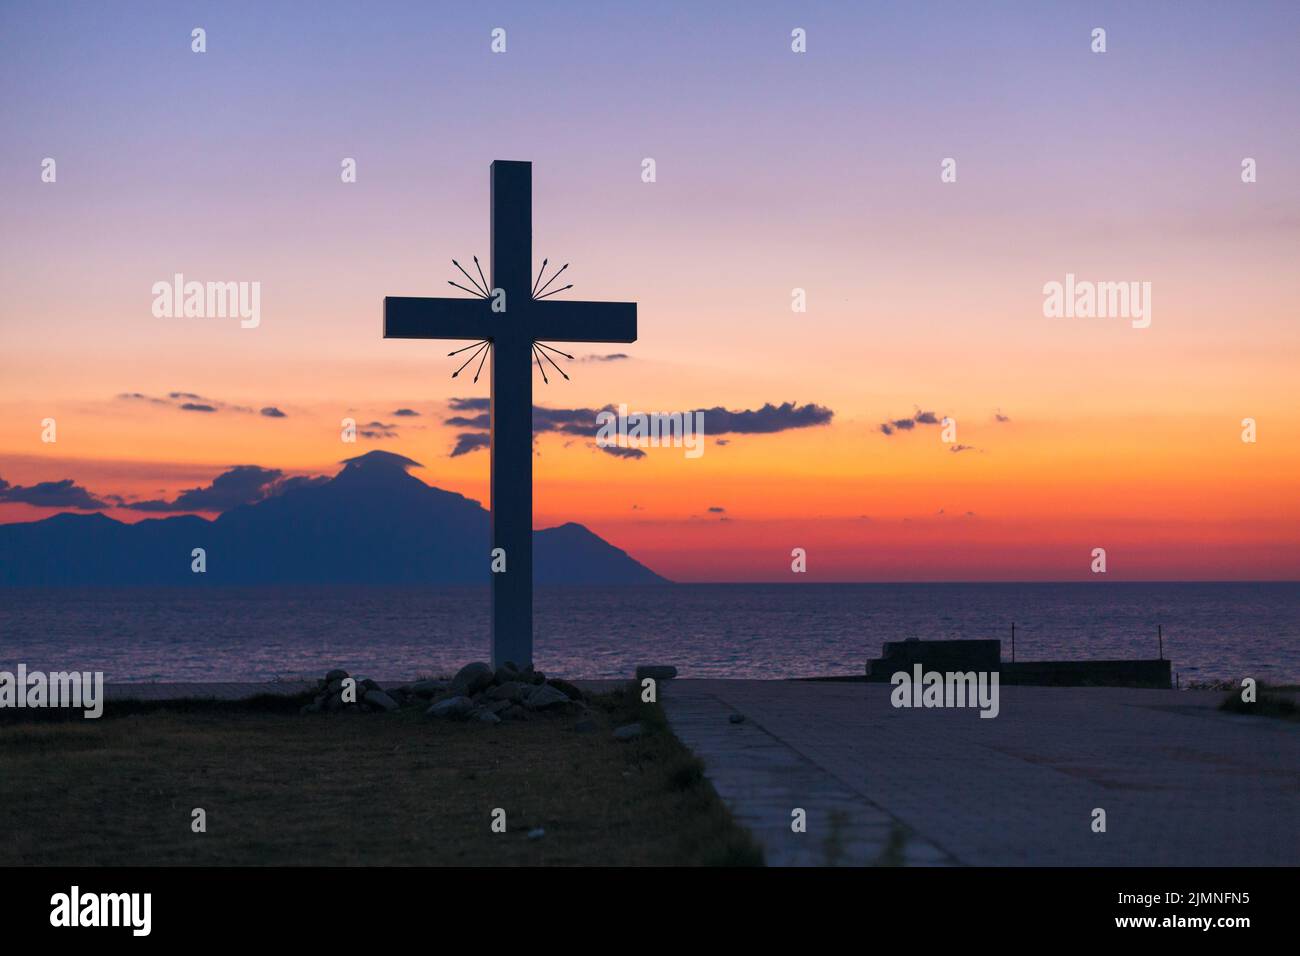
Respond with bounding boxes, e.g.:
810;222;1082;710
0;583;1296;684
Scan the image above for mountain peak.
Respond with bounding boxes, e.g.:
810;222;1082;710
338;450;423;474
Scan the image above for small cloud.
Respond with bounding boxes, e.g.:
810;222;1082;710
0;476;108;510
707;506;726;513
995;410;1011;423
179;403;216;413
450;433;491;457
716;439;730;446
949;444;976;453
596;444;646;459
879;406;946;436
393;408;421;417
580;353;630;362
260;406;286;418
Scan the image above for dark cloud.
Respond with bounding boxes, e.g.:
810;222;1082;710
392;408;421;417
446;398;832;459
450;433;491;457
879;407;944;436
995;411;1011;423
448;397;489;412
949;444;977;453
115;392;258;415
707;506;726;513
596;445;646;459
580;353;630;362
260;406;286;418
696;402;833;434
0;476;108;510
445;414;490;429
126;465;285;513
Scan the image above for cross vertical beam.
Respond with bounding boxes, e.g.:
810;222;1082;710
489;161;533;668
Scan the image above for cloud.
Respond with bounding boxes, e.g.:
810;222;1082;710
879;407;944;436
995;410;1011;423
450;433;491;457
358;420;399;439
445;398;833;458
260;406;286;418
392;408;421;417
116;391;260;415
707;506;726;513
949;444;977;453
126;465;286;513
580;353;630;362
596;444;646;459
0;476;108;510
445;413;490;429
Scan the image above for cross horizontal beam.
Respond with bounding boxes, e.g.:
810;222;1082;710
528;299;637;344
383;296;487;341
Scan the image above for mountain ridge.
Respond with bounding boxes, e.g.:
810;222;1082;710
0;451;669;586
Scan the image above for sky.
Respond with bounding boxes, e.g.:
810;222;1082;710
1;1;1297;581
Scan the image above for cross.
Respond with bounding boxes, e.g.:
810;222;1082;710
383;160;637;669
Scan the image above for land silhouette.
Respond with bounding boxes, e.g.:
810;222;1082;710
0;450;667;586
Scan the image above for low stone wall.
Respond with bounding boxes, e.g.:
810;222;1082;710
1002;659;1171;688
864;639;1172;689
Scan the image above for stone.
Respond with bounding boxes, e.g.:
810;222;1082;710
613;722;644;741
573;718;597;734
523;684;571;710
493;665;520;685
636;665;677;682
450;661;494;696
426;695;475;719
483;699;512;715
487;681;527;702
502;705;530;721
325;669;349;683
547;678;584;701
325;691;346;713
364;690;399;712
409;679;446;698
472;708;502;724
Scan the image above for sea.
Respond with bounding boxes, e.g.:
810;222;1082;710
0;582;1296;685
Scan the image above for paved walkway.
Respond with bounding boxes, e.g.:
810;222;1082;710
663;680;1299;867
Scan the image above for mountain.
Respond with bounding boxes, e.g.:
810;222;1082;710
0;451;669;586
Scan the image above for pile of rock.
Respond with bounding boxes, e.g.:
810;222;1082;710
300;669;401;715
419;660;586;725
298;662;586;725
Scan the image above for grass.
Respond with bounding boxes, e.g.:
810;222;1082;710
0;684;763;866
1218;687;1300;723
